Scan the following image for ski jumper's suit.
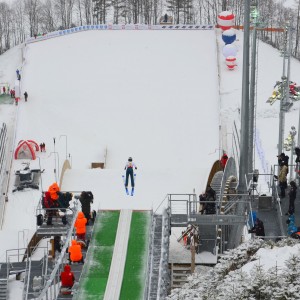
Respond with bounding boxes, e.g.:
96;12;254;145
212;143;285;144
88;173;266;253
124;162;137;188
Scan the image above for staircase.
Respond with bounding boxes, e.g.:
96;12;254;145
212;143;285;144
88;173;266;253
210;171;223;202
0;278;7;300
148;214;163;300
170;264;191;289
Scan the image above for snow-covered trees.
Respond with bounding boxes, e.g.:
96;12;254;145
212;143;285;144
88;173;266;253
167;239;300;300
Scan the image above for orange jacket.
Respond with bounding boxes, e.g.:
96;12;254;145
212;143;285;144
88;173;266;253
69;240;82;262
75;212;87;235
48;182;60;200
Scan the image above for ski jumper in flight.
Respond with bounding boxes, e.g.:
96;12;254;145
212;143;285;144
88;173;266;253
124;157;137;188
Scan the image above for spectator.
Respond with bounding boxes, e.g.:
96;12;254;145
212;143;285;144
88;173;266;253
74;211;87;241
2;86;6;94
286;181;297;215
46;183;68;225
42;191;56;225
10;89;15;98
60;264;75;295
199;192;206;214
249;218;265;237
164;13;168;22
278;161;288;197
24;91;28;102
278;152;289;173
39;143;46;152
220;153;228;170
79;191;94;222
54;236;62;253
286;214;297;235
68;240;84;264
48;182;60;201
57;192;73;209
204;185;216;214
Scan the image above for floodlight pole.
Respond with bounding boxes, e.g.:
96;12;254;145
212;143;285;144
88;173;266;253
248;1;258;175
278;24;292;156
238;0;250;193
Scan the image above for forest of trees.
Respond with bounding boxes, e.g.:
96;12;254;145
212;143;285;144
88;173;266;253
0;0;300;59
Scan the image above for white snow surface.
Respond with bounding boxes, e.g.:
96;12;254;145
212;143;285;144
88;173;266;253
1;27;300;297
242;244;300;274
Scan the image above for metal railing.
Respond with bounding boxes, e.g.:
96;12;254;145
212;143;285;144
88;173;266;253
169;195;250;225
35;201;79;300
0;123;7;174
233;120;240;171
157;208;170;300
144;211;154;300
23;249;48;300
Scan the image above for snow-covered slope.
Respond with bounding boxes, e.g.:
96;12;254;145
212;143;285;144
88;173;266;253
0;29;221;260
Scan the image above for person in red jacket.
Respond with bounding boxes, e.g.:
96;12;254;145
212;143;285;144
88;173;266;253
60;264;75;294
68;240;84;263
75;211;87;240
220;153;228;170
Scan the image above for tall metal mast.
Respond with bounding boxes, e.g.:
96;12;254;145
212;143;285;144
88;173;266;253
278;23;292;156
248;1;259;174
238;0;251;192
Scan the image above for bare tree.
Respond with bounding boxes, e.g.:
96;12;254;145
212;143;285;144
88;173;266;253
0;2;12;53
112;0;125;24
40;0;56;32
12;0;27;44
24;0;41;37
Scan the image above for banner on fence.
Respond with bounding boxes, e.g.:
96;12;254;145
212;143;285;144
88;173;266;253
26;24;214;44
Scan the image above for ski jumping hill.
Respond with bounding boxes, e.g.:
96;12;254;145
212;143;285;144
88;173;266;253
0;28;223;299
18;29;220;210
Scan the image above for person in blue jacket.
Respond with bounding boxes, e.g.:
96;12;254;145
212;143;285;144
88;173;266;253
124;157;137;189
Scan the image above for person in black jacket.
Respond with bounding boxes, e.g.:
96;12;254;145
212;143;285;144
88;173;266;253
24;91;28;101
79;191;93;222
277;152;289;173
286;181;297;215
249;218;265;237
204;185;216;214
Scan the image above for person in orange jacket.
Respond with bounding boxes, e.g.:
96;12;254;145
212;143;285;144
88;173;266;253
48;182;60;201
68;240;84;264
75;211;87;240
